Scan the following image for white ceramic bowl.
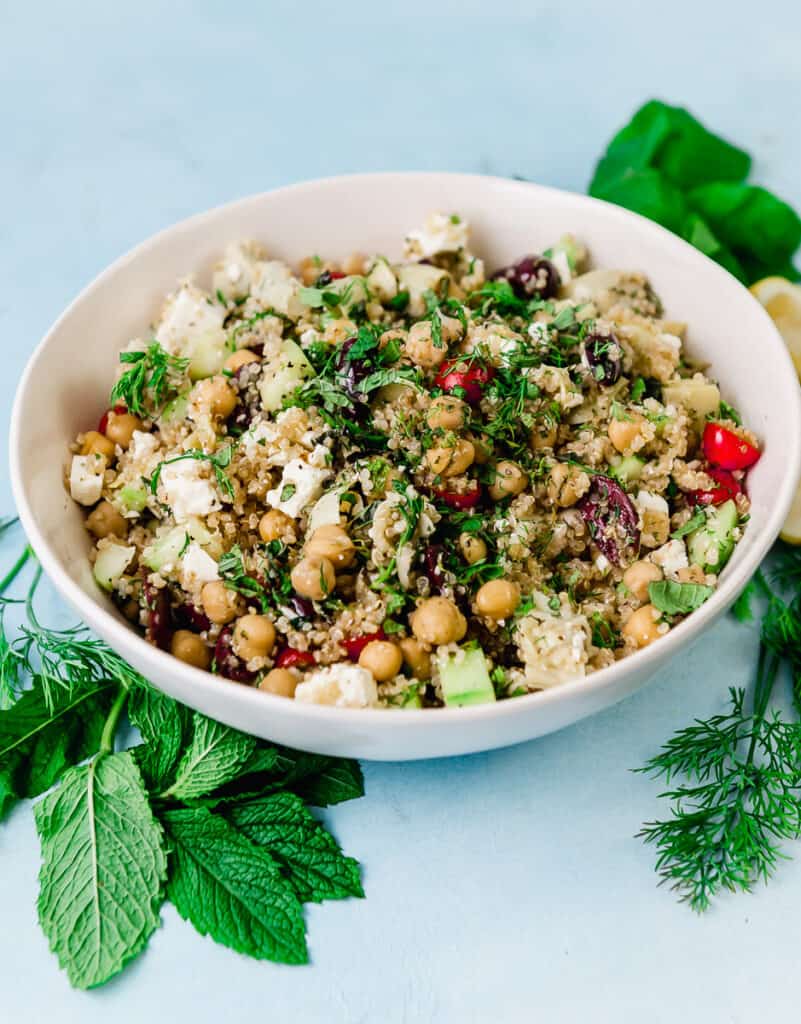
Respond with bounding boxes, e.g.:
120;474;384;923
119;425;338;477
10;173;801;760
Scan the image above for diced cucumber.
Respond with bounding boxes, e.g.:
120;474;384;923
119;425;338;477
259;339;314;412
436;646;497;707
186;329;227;380
142;526;190;571
118;485;148;513
688;499;738;573
366;258;398;302
610;455;644;488
327;275;369;313
159;390;190;426
662;379;721;427
93;543;136;591
398;263;449;316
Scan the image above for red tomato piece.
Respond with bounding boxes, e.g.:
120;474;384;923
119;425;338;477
434;483;482;509
343;628;387;661
274;647;316;669
702;422;760;470
690;467;743;506
434;359;494;404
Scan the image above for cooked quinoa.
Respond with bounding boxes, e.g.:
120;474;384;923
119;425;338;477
68;213;762;709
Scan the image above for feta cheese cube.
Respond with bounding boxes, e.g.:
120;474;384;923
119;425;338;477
266;447;331;519
250;260;303;318
404;213;469;260
155;283;225;352
212;240;266;301
70;454;107;506
294;664;379;708
180;542;219;589
515;594;591;689
651;539;689;579
158;459;221;523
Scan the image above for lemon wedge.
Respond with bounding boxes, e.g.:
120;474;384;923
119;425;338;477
751;277;801;544
750;276;801;380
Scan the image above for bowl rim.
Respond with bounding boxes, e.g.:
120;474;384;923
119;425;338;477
10;171;801;734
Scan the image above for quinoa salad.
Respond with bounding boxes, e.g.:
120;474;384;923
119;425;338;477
67;213;762;710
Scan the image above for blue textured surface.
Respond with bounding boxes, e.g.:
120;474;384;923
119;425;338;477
2;2;801;1020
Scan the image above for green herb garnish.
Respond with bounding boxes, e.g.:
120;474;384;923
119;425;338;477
110;342;190;418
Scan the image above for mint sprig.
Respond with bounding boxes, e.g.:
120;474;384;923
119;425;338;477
0;526;365;990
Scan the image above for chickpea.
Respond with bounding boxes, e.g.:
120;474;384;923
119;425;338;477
546;462;590;508
298;256;327;286
342;251;367;276
399;637;432;680
466;432;493;465
403;321;449;370
223;348;260;373
104;411;142;449
678;565;707;585
459;533;487;565
379;327;407;352
426;437;475;478
608;412;645;454
488;461;529;501
259;668;298;698
201;580;240;625
193;376;238;419
233;614;276;661
622;560;663;603
529;418;558;450
438;312;464;344
171;630;210;670
475;579;520;620
291;555;336;601
259;508;296;544
305;524;356;569
410;596;467;646
359;640;403;682
86;500;128;540
81;430;116;460
622;604;663;648
427;395;467;431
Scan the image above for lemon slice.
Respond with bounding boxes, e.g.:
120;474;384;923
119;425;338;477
750;277;801;545
750;276;801;380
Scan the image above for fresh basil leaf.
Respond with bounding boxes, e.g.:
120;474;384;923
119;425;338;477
35;752;167;989
649;579;714;616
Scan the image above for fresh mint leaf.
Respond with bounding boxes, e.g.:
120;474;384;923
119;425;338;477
0;771;17;820
227;792;364;903
731;580;756;623
128;684;192;792
162;805;307;964
649;579;714;616
35;752;167;989
671;508;707;539
0;677;113;814
292;757;365;807
160;713;255;801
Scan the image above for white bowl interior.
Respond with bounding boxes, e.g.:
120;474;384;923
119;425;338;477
10;174;801;760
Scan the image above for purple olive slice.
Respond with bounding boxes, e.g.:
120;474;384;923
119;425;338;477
578;475;640;564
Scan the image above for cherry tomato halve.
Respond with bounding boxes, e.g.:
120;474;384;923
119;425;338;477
690;467;743;507
343;629;386;661
434;359;494;404
434;484;482;510
702;422;760;471
274;647;316;669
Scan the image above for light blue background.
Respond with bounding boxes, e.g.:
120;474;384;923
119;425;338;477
2;1;801;1020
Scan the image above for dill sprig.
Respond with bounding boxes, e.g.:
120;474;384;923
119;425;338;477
638;569;801;911
149;444;236;500
110;341;189;417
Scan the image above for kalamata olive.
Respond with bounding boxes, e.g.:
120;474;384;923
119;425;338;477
491;256;561;299
315;269;345;287
335;336;371;405
290;595;315;620
343;629;387;661
214;626;257;683
433;483;482;509
433;359;494;404
173;601;212;633
423;545;446;594
581;330;623;385
274;647;316;669
578;475;640;564
143;578;172;651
